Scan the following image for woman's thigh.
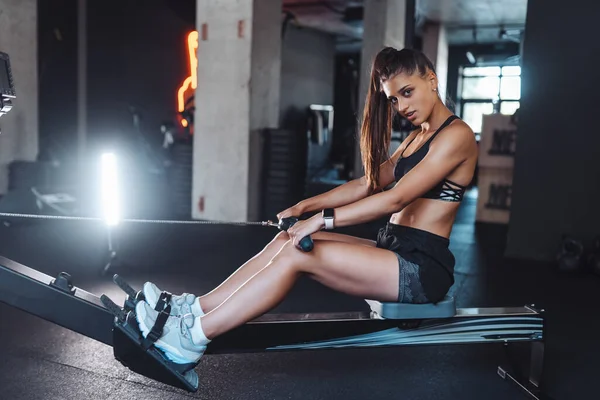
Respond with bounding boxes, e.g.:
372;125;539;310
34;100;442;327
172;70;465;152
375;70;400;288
277;240;399;302
277;230;376;248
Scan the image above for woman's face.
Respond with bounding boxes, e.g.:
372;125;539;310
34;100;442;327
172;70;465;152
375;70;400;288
381;70;438;125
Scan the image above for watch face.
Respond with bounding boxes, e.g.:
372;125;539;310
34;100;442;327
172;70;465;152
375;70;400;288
323;208;334;218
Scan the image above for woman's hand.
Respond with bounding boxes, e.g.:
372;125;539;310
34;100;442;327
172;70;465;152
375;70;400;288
276;202;306;221
287;214;324;249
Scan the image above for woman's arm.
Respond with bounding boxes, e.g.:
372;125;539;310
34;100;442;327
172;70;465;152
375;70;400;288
329;125;476;228
299;132;417;214
298;177;370;213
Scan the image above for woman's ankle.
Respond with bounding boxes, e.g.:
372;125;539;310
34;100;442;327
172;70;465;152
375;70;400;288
191;315;212;345
191;297;205;316
197;296;213;314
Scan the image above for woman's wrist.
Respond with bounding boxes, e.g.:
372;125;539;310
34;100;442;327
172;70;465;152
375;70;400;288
321;208;335;230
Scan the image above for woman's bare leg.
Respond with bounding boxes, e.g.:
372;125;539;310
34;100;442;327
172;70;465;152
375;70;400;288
199;238;397;340
198;231;375;313
197;231;289;313
134;237;396;364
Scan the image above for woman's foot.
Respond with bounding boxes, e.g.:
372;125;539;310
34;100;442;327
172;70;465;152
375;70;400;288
142;282;204;317
135;301;209;365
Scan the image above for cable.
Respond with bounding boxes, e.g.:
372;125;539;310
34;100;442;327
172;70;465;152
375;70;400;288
0;212;275;227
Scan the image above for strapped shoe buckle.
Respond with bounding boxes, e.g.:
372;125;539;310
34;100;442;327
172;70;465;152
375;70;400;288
141;304;172;351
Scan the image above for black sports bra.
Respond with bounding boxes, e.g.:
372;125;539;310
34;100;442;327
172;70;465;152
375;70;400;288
394;115;466;202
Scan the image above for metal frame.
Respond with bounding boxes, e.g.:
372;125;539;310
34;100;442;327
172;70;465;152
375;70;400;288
0;255;552;398
0;51;16;98
0;51;15;122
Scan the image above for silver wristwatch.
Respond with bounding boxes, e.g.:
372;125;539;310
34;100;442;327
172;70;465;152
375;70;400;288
322;208;335;230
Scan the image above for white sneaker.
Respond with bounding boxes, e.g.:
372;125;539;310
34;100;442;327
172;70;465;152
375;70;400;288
135;301;207;365
142;282;202;317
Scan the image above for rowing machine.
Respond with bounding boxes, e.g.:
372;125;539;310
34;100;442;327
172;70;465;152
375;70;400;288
0;255;551;399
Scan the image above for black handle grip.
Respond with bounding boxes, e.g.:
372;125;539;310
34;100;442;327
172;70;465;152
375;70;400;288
278;217;314;252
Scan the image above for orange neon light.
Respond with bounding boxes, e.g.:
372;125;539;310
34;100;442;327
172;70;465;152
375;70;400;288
178;31;198;113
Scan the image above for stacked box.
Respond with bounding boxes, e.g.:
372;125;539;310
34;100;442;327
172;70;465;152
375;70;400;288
476;113;517;224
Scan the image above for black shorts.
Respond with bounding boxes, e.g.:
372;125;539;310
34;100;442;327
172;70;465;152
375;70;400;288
392;252;430;303
376;223;455;304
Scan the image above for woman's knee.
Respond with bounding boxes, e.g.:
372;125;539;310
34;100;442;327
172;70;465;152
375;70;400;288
269;240;301;269
260;231;291;257
269;231;290;248
274;230;290;241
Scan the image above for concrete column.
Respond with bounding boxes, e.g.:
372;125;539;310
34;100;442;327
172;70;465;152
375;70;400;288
422;22;449;102
354;0;410;178
0;0;38;194
193;0;281;222
248;0;282;222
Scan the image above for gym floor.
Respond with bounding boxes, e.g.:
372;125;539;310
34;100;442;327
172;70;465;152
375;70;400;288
0;189;595;400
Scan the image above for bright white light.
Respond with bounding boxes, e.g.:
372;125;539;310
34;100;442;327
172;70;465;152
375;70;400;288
101;153;120;226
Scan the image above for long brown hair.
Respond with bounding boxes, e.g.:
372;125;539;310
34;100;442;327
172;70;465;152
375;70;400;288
360;47;436;194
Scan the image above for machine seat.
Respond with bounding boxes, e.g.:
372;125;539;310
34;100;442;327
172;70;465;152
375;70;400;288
365;296;456;319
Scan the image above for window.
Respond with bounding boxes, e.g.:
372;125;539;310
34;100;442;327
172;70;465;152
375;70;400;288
458;65;521;136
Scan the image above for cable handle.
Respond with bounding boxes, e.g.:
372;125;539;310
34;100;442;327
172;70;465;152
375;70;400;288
277;217;314;252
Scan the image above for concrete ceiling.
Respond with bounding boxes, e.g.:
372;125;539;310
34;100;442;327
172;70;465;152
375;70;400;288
282;0;364;40
420;0;528;44
282;0;528;45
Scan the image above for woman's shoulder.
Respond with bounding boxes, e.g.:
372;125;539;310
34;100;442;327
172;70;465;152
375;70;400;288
446;116;474;134
431;118;477;154
439;118;475;142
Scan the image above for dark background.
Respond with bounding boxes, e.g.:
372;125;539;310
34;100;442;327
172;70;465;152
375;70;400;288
505;0;600;260
38;0;195;163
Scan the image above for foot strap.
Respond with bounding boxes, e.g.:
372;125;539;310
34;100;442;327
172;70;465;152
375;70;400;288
141;304;171;351
154;291;172;312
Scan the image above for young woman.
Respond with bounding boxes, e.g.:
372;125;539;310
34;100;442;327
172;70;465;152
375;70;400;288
135;47;478;365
